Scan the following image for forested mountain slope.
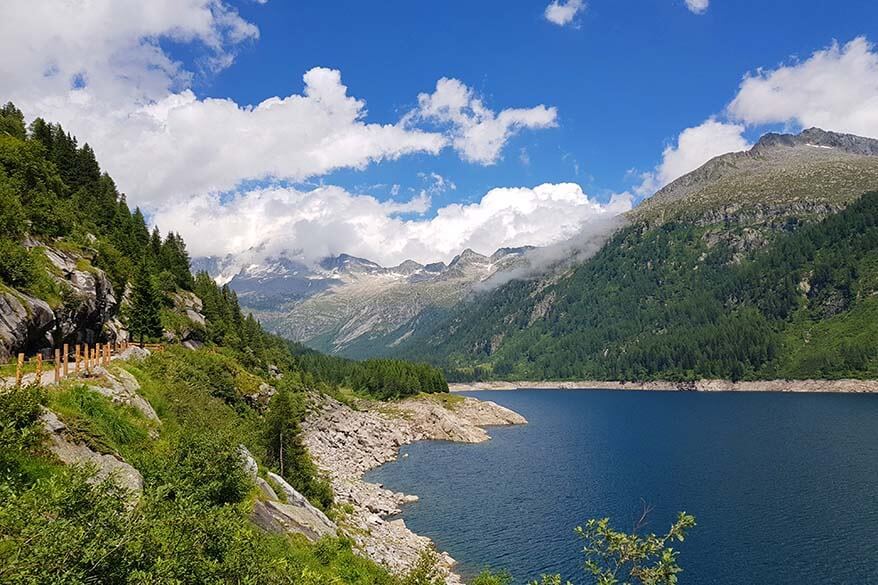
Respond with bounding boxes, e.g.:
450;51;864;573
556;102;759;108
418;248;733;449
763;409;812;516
0;102;452;584
393;129;878;382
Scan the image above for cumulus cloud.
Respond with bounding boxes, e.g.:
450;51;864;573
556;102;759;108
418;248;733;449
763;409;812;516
0;0;556;209
728;37;878;139
410;78;558;164
152;183;632;267
684;0;709;14
544;0;585;26
635;119;751;196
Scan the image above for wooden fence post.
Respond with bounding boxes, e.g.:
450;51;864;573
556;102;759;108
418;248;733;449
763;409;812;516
74;344;81;374
35;354;43;384
84;343;90;374
54;349;61;382
103;343;109;367
15;353;24;387
62;343;69;377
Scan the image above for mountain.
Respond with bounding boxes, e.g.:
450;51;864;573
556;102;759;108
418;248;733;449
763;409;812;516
390;128;878;382
203;247;533;356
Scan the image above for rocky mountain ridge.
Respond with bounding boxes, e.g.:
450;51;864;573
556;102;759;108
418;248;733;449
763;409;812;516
634;127;878;225
199;246;533;356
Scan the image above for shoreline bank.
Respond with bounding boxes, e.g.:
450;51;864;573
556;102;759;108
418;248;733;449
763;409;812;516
448;379;878;393
301;393;527;584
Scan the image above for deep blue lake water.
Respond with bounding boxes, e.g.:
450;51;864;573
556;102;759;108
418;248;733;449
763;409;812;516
365;390;878;584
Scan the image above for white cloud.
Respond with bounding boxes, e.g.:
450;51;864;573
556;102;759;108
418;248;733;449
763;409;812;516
0;0;557;209
728;37;878;139
544;0;585;26
684;0;709;15
636;119;751;196
410;78;558;164
153;183;631;266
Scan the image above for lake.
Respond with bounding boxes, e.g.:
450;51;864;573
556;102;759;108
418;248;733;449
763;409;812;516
365;390;878;584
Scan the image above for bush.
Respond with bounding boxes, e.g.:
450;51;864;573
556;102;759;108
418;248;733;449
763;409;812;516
147;431;253;507
0;384;47;489
0;238;37;288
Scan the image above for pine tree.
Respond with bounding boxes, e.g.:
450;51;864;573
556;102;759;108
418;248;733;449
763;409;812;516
0;102;26;140
128;262;163;347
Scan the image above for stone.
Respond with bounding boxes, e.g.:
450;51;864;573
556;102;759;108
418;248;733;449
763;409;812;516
250;500;337;542
256;477;279;500
41;410;144;498
238;445;259;481
113;346;151;361
300;393;526;584
0;291;55;361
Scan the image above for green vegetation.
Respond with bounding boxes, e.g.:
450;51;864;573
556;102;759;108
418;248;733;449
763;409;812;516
129;260;164;346
402;191;878;382
0;347;450;584
0;102;451;584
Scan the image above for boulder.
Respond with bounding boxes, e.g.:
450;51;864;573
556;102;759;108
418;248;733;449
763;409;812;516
41;246;118;346
41;410;143;498
0;290;55;361
256;471;337;539
238;445;259;481
256;477;279;500
250;499;337;541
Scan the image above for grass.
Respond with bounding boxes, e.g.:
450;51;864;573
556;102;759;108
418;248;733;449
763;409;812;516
47;384;150;456
427;392;465;409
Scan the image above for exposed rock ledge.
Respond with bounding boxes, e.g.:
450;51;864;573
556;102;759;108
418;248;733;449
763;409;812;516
448;379;878;393
302;394;527;584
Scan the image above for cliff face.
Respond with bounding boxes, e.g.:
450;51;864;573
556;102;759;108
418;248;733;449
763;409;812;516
302;393;526;583
0;242;123;361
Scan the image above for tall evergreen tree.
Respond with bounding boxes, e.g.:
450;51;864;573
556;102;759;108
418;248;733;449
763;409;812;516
128;262;163;347
0;102;26;140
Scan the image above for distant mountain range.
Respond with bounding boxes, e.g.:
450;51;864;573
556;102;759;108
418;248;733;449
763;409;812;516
194;247;534;355
197;127;878;382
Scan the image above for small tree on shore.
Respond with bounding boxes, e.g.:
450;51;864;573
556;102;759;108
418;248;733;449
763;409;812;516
529;510;696;585
128;262;162;347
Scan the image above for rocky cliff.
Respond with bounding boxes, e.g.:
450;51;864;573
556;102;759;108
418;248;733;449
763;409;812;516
0;242;123;361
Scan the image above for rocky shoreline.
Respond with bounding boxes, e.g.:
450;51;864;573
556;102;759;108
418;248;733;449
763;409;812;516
448;379;878;393
302;393;527;584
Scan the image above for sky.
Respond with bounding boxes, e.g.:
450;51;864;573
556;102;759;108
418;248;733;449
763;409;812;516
1;0;877;266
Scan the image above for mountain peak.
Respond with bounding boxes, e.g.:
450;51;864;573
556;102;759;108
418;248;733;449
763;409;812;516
449;248;490;268
754;127;878;156
392;259;425;275
319;254;382;273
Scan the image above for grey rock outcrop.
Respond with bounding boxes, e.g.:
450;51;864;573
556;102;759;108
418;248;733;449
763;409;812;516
41;409;143;497
40;245;119;346
250;472;337;541
0;291;55;361
0;243;124;361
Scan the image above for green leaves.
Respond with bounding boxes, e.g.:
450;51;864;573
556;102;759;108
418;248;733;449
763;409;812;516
537;512;696;585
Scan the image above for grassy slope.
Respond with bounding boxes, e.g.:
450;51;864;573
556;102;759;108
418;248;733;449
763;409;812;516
1;348;407;584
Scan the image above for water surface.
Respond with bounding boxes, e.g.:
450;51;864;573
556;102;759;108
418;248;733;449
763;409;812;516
366;390;878;584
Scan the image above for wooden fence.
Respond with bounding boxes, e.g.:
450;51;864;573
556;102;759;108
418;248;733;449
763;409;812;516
7;341;164;388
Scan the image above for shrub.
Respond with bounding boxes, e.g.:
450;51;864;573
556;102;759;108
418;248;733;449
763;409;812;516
0;238;37;288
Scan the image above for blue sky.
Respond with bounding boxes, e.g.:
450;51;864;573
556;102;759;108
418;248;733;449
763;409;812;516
200;0;875;206
3;0;877;265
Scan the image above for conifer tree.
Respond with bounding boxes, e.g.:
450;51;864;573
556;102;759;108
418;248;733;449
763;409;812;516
128;262;163;347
